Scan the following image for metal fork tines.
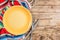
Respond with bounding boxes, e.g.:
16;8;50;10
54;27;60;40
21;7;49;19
24;19;39;40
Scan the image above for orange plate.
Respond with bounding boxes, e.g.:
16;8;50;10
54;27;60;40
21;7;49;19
3;6;32;35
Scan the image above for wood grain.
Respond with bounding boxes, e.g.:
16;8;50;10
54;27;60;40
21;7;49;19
29;0;60;40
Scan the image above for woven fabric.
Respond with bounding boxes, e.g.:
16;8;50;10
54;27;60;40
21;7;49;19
0;0;31;35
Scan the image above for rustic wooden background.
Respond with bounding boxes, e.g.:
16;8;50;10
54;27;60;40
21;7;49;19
28;0;60;40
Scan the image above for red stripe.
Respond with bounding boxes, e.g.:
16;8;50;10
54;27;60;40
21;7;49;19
2;10;5;14
0;16;3;20
0;28;10;34
0;0;5;3
14;1;21;5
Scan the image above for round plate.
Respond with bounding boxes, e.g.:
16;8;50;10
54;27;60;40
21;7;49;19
3;6;32;35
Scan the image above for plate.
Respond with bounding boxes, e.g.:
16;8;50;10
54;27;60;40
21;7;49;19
3;6;32;35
